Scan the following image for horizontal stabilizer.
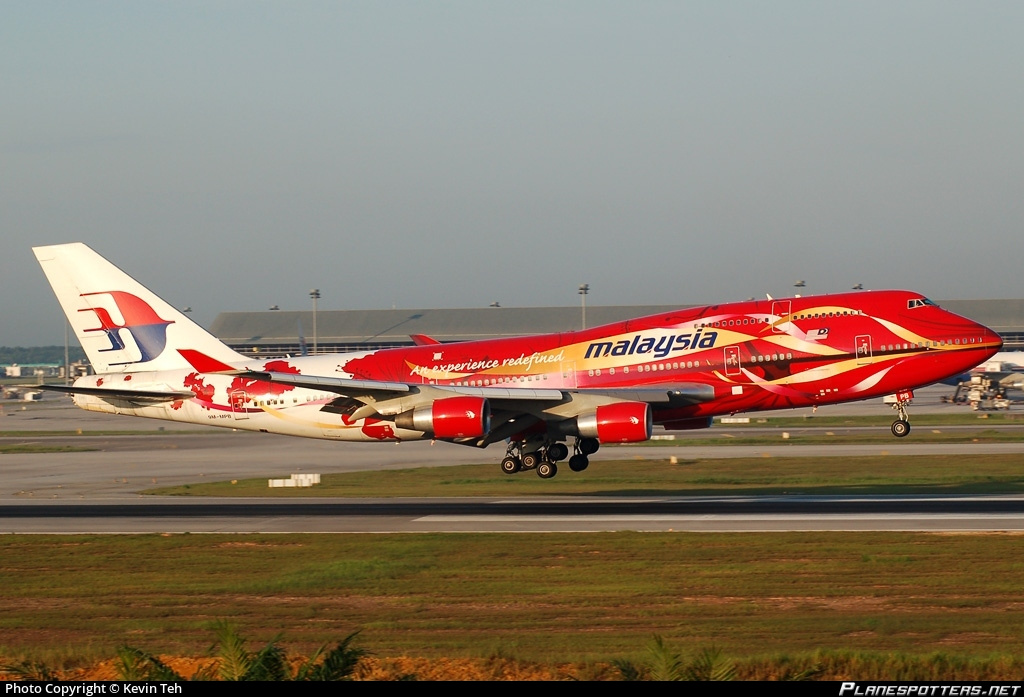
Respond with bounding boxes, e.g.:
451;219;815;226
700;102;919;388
30;384;195;403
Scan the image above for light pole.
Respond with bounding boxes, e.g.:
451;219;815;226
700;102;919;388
578;283;589;330
309;289;320;355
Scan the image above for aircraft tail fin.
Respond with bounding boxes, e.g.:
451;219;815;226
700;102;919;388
33;243;249;374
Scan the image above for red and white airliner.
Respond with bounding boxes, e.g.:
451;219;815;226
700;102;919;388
33;243;1002;478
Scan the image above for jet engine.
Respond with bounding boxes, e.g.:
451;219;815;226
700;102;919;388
560;401;652;443
395;396;491;438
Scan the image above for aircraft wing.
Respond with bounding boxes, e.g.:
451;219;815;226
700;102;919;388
240;369;712;418
239;370;712;407
191;346;717;445
240;371;415;398
240;369;564;402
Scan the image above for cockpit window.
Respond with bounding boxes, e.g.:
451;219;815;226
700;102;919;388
907;298;938;309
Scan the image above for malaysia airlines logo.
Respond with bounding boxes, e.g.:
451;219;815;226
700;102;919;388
79;291;174;365
585;330;720;360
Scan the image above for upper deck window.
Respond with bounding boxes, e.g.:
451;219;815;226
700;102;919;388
907;297;938;309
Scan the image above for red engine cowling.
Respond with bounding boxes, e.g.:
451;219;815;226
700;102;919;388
576;402;652;443
395;396;491;438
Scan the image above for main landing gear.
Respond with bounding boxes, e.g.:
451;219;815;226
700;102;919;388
500;437;600;479
890;392;912;438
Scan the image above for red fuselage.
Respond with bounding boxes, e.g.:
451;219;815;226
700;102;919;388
334;290;1001;427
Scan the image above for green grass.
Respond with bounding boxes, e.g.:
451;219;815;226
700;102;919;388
146;453;1024;497
0;444;96;453
2;532;1024;676
7;415;1024;677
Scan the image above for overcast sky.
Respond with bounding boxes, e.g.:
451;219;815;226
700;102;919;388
3;1;1023;346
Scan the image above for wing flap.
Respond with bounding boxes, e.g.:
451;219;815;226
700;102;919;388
433;385;565;401
576;385;716;406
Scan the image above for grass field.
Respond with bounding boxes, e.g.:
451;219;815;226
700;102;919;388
6;419;1024;679
147;453;1024;497
2;532;1024;679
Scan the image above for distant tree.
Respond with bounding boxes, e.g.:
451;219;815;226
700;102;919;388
0;346;86;365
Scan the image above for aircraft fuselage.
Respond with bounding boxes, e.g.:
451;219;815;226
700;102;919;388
69;290;1001;443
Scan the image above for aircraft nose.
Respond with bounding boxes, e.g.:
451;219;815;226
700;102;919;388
989;327;1004;350
972;321;1003;354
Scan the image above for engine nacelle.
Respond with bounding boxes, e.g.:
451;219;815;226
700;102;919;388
563;401;653;443
394;396;490;438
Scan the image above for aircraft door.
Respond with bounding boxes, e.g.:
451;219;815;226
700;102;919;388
855;335;873;365
560;362;578;388
229;389;249;420
724;346;741;376
771;301;792;334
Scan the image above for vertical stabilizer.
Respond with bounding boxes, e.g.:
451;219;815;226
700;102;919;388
33;243;248;373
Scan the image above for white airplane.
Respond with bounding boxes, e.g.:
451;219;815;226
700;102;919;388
31;243;1002;478
974;352;1024;373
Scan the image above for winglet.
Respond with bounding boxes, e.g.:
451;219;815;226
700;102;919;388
178;349;242;374
410;334;441;346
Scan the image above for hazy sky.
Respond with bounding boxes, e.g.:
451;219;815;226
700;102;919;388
3;1;1023;346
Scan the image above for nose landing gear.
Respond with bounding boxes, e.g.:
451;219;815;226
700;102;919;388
890;391;913;438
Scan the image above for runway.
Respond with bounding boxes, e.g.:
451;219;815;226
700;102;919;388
5;495;1024;533
3;388;1024;533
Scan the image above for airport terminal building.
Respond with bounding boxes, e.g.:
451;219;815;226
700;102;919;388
209;298;1024;358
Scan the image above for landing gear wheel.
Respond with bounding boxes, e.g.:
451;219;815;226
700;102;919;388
501;456;521;474
889;392;913;438
536;461;557;479
579;437;600;455
521;451;541;470
547;443;569;462
568;454;589;472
